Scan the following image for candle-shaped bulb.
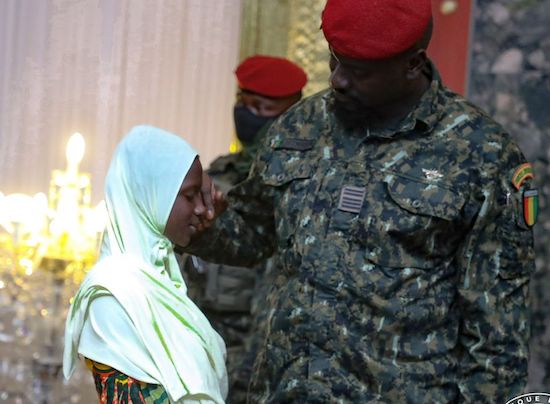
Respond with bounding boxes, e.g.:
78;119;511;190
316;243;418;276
66;132;85;172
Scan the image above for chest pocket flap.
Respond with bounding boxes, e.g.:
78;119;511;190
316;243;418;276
387;175;465;220
261;139;315;186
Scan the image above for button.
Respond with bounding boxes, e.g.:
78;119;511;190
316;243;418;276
287;234;295;246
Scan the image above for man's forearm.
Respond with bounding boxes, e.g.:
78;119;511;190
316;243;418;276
182;208;275;267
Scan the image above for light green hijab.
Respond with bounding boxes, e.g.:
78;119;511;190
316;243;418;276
63;125;227;403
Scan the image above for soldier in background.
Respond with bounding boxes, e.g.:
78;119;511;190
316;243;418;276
184;0;537;402
181;55;307;403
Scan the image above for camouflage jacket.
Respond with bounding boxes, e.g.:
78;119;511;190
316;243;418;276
207;150;254;193
186;74;536;403
207;127;268;193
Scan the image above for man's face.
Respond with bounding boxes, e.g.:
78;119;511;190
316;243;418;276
329;48;411;128
164;158;205;247
234;90;302;145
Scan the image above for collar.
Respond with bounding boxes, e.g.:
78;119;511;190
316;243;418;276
400;62;444;133
326;60;446;140
371;61;444;139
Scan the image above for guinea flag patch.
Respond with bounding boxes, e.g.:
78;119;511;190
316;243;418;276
512;163;534;190
522;189;539;227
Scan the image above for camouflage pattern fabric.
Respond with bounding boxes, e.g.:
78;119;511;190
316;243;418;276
227;259;277;403
206;123;269;190
182;254;256;404
185;66;535;403
207;151;253;193
183;131;272;404
207;126;267;193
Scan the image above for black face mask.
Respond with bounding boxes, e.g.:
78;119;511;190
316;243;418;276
233;105;275;145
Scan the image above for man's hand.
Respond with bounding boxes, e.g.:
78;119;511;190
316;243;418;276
196;172;227;230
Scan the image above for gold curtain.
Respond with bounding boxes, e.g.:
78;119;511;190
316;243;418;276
239;0;330;96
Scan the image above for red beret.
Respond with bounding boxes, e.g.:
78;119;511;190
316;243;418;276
235;55;308;98
322;0;432;60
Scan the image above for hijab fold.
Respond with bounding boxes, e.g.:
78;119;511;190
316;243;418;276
63;125;227;403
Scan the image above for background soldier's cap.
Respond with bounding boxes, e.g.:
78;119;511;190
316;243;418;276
235;55;308;98
321;0;432;60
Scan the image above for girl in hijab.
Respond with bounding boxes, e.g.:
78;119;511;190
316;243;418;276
63;125;227;403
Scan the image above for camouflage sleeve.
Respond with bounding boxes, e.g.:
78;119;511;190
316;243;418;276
183;142;277;267
456;137;536;401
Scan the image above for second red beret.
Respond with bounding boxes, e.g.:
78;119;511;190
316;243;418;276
235;55;308;98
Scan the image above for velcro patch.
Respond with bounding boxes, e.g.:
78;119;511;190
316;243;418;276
274;138;315;151
337;186;366;213
512;163;534;190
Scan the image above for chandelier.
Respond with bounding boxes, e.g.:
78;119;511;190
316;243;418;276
0;133;106;403
0;133;106;274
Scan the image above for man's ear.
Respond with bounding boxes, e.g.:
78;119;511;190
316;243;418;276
406;49;428;80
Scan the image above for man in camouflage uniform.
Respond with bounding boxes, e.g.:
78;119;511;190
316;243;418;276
185;0;537;402
181;55;307;404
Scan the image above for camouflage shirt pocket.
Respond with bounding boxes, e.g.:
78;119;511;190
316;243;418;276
260;136;316;186
261;155;312;187
386;176;464;220
260;149;316;248
357;175;466;269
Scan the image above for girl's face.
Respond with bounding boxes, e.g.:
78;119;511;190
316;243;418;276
164;157;205;247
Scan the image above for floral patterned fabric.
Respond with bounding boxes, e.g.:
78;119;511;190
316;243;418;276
86;359;169;404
